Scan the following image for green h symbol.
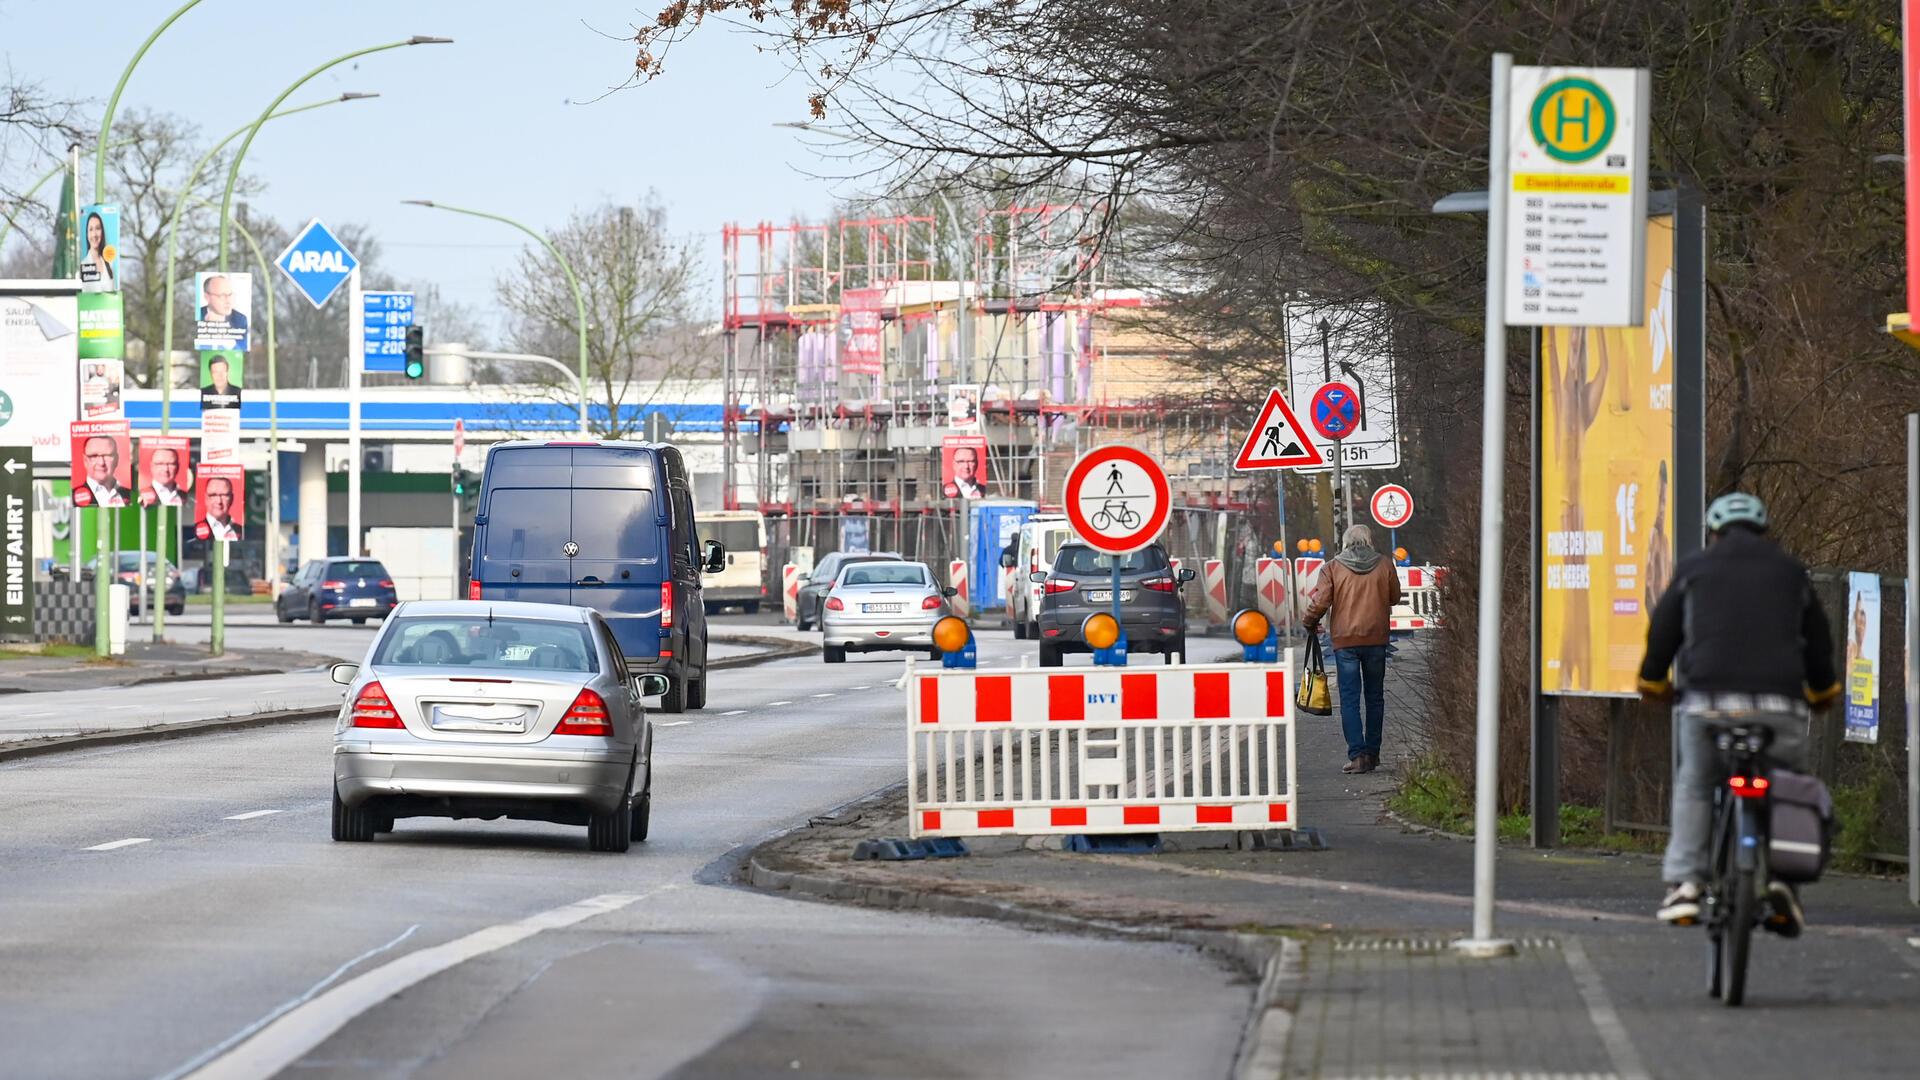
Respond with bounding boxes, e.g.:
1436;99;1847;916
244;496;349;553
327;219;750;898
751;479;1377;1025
1551;91;1592;144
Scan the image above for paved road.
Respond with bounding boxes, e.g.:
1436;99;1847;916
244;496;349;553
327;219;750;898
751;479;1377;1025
0;629;1249;1079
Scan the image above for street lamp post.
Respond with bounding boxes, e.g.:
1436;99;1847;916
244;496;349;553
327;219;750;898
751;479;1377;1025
94;0;207;198
0;140;132;256
401;200;591;437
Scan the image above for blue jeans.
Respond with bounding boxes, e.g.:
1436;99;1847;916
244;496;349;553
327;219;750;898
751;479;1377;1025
1333;644;1388;761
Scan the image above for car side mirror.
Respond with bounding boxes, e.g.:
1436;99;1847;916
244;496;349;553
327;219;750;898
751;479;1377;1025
1178;568;1197;582
635;673;671;697
942;586;958;598
999;553;1016;568
701;539;726;574
1028;571;1048;583
328;662;360;685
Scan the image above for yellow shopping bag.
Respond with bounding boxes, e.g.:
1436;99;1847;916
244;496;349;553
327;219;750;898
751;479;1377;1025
1296;635;1333;716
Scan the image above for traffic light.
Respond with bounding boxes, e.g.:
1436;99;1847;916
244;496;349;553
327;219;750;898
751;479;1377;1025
452;465;478;515
451;464;467;497
404;324;425;379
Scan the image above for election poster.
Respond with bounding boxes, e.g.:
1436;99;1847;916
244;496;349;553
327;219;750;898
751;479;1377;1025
80;359;124;420
840;287;885;377
77;204;120;293
1539;215;1678;696
193;271;251;352
199;408;241;464
199;350;244;411
1844;571;1881;744
69;419;132;509
137;436;194;510
77;292;125;359
194;462;244;542
940;434;991;499
948;383;981;431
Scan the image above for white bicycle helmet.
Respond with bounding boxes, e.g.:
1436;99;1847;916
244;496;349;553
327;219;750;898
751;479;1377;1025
1705;492;1768;534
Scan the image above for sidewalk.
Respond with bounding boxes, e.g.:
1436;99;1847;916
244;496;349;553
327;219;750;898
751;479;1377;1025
747;641;1920;1078
0;640;339;695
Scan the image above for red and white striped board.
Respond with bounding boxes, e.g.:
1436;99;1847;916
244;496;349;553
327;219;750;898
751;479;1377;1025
907;659;1299;838
1292;557;1326;620
1202;558;1229;626
782;563;802;623
1255;557;1289;624
1390;564;1444;631
948;559;970;618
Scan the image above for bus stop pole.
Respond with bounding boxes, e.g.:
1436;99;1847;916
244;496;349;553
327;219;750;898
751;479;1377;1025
1907;411;1917;907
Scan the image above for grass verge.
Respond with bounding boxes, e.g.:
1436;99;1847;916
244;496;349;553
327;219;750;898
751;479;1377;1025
1390;755;1661;853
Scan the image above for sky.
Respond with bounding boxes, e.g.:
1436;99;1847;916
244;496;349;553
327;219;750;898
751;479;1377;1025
0;0;854;333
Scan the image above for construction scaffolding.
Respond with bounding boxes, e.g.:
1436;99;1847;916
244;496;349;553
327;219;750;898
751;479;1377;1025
721;205;1268;617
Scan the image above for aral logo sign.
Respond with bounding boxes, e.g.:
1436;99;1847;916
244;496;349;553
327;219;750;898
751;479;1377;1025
1529;77;1615;163
274;218;360;309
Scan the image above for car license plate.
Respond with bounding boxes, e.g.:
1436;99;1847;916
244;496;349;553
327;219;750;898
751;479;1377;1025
350;598;378;608
863;603;903;614
1086;590;1132;604
429;703;529;733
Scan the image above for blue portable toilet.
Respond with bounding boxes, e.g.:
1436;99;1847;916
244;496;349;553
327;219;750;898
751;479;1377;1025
968;499;1037;612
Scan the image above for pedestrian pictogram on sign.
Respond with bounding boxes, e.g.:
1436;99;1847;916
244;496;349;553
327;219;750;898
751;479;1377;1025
1232;389;1325;471
1370;484;1414;530
1311;382;1362;441
1063;445;1170;554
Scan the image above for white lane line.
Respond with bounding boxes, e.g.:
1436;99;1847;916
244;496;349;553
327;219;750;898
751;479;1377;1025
656;720;693;727
83;837;151;851
1560;936;1651;1080
224;809;282;821
719;709;747;716
767;700;793;706
183;889;662;1080
154;924;421;1080
810;693;835;698
849;685;871;690
108;704;141;711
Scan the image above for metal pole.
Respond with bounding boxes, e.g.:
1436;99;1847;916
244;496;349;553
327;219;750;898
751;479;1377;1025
94;0;206;198
228;213;281;590
348;266;363;558
1907;411;1918;907
1457;52;1517;959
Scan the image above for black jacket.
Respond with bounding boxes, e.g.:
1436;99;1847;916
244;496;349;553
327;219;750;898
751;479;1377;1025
1637;529;1840;704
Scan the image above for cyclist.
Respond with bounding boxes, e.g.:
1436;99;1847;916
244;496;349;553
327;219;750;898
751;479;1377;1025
1637;492;1839;931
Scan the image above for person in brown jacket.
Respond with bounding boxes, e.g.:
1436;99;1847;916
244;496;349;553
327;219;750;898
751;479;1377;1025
1303;523;1402;773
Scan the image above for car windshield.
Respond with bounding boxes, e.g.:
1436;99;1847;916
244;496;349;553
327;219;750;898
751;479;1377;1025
109;554;171;573
1052;546;1169;575
372;616;599;672
701;518;760;552
328;561;387;579
840;563;930;587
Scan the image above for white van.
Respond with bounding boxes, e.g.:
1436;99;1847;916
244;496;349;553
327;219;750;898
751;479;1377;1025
1002;514;1073;638
696;511;768;613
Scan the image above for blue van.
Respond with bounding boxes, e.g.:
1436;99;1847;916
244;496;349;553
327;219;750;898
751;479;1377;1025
468;441;722;713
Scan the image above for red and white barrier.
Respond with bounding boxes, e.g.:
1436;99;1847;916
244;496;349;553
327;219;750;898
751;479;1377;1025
1292;557;1326;621
907;659;1298;838
782;563;801;623
1255;557;1288;624
998;562;1017;610
1390;565;1444;631
948;559;971;618
1202;558;1229;626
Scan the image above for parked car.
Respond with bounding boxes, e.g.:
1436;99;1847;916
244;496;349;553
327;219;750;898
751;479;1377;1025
1002;515;1072;640
696;510;767;613
328;600;664;852
794;550;902;630
83;552;185;615
468;440;724;714
820;560;955;663
1034;542;1195;666
276;558;398;625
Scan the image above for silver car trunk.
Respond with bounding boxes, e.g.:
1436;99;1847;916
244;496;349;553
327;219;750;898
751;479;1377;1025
368;671;593;745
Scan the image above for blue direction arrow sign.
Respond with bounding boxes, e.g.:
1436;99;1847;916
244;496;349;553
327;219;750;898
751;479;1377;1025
362;291;414;374
274;218;359;309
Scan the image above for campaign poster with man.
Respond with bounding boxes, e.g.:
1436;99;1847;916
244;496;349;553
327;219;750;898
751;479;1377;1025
138;436;194;509
77;204;120;293
941;434;991;499
199;350;244;410
947;383;981;432
194;462;244;542
69;419;132;509
193;271;251;352
80;359;125;420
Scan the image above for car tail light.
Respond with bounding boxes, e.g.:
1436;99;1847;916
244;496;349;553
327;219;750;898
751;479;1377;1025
1729;775;1770;799
1142;576;1177;593
826;596;845;611
921;595;943;610
321;580;346;590
554;689;612;736
349;682;403;728
1044;578;1077;594
378;579;395;589
660;581;674;629
468;579;482;600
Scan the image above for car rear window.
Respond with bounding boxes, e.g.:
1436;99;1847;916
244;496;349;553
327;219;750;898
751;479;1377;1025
1040;530;1069;562
571;489;662;560
484;489;572;560
374;616;599;672
702;519;760;552
329;561;387;578
1052;546;1169;575
841;563;930;587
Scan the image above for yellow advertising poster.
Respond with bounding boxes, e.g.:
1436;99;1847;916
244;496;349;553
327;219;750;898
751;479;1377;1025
1540;215;1676;696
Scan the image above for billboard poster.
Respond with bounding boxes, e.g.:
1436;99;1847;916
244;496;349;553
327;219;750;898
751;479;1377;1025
77;204;120;293
948;383;981;431
194;462;244;542
200;409;241;464
193;271;251;352
941;434;991;499
69;418;132;509
80;359;124;420
1844;571;1881;744
138;436;194;509
199;349;244;410
77;292;125;359
1;295;80;464
1539;215;1677;696
840;287;885;377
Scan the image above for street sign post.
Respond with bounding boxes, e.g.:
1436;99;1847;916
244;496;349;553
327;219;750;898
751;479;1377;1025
1;448;31;639
1370;484;1414;530
361;291;415;374
1310;382;1361;440
1284;301;1401;473
1232;389;1324;471
1063;445;1172;667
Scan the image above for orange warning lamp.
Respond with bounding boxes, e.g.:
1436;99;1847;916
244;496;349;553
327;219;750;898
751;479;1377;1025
932;616;971;654
1308;538;1323;553
1295;539;1310;553
1232;609;1271;647
1081;611;1121;650
1394;547;1408;561
1271;540;1285;555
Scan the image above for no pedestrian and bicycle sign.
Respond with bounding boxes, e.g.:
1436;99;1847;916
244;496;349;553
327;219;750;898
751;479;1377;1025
1370;484;1414;530
1232;388;1324;471
275;218;360;309
1063;445;1170;554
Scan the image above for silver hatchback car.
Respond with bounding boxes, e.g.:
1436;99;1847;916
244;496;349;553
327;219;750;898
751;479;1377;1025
820;560;956;663
329;600;665;852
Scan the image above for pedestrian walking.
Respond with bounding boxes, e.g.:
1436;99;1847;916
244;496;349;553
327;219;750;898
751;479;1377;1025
1303;523;1402;773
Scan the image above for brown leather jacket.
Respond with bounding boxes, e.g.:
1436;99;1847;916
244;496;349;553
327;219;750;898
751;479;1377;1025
1303;557;1402;649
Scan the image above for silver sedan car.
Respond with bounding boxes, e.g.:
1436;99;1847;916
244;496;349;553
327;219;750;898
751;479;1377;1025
329;600;666;852
820;560;955;663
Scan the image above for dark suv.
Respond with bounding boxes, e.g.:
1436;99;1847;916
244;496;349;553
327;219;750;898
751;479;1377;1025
1034;543;1194;666
277;559;399;625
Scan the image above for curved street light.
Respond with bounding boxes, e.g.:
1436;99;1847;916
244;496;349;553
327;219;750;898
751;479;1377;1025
95;0;207;198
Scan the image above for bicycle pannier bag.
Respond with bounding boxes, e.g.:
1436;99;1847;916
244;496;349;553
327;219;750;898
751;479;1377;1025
1296;636;1333;717
1767;768;1833;884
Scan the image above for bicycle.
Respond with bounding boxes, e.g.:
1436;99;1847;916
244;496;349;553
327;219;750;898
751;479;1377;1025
1090;500;1140;531
1689;719;1793;1007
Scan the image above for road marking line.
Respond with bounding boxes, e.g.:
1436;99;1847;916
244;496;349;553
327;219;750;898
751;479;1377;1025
182;889;662;1080
656;720;692;727
108;704;141;711
224;810;281;821
83;837;151;851
1560;936;1651;1080
849;686;871;690
767;700;793;706
810;693;835;698
720;710;747;716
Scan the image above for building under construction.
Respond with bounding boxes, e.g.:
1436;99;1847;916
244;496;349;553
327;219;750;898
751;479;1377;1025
720;205;1267;615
